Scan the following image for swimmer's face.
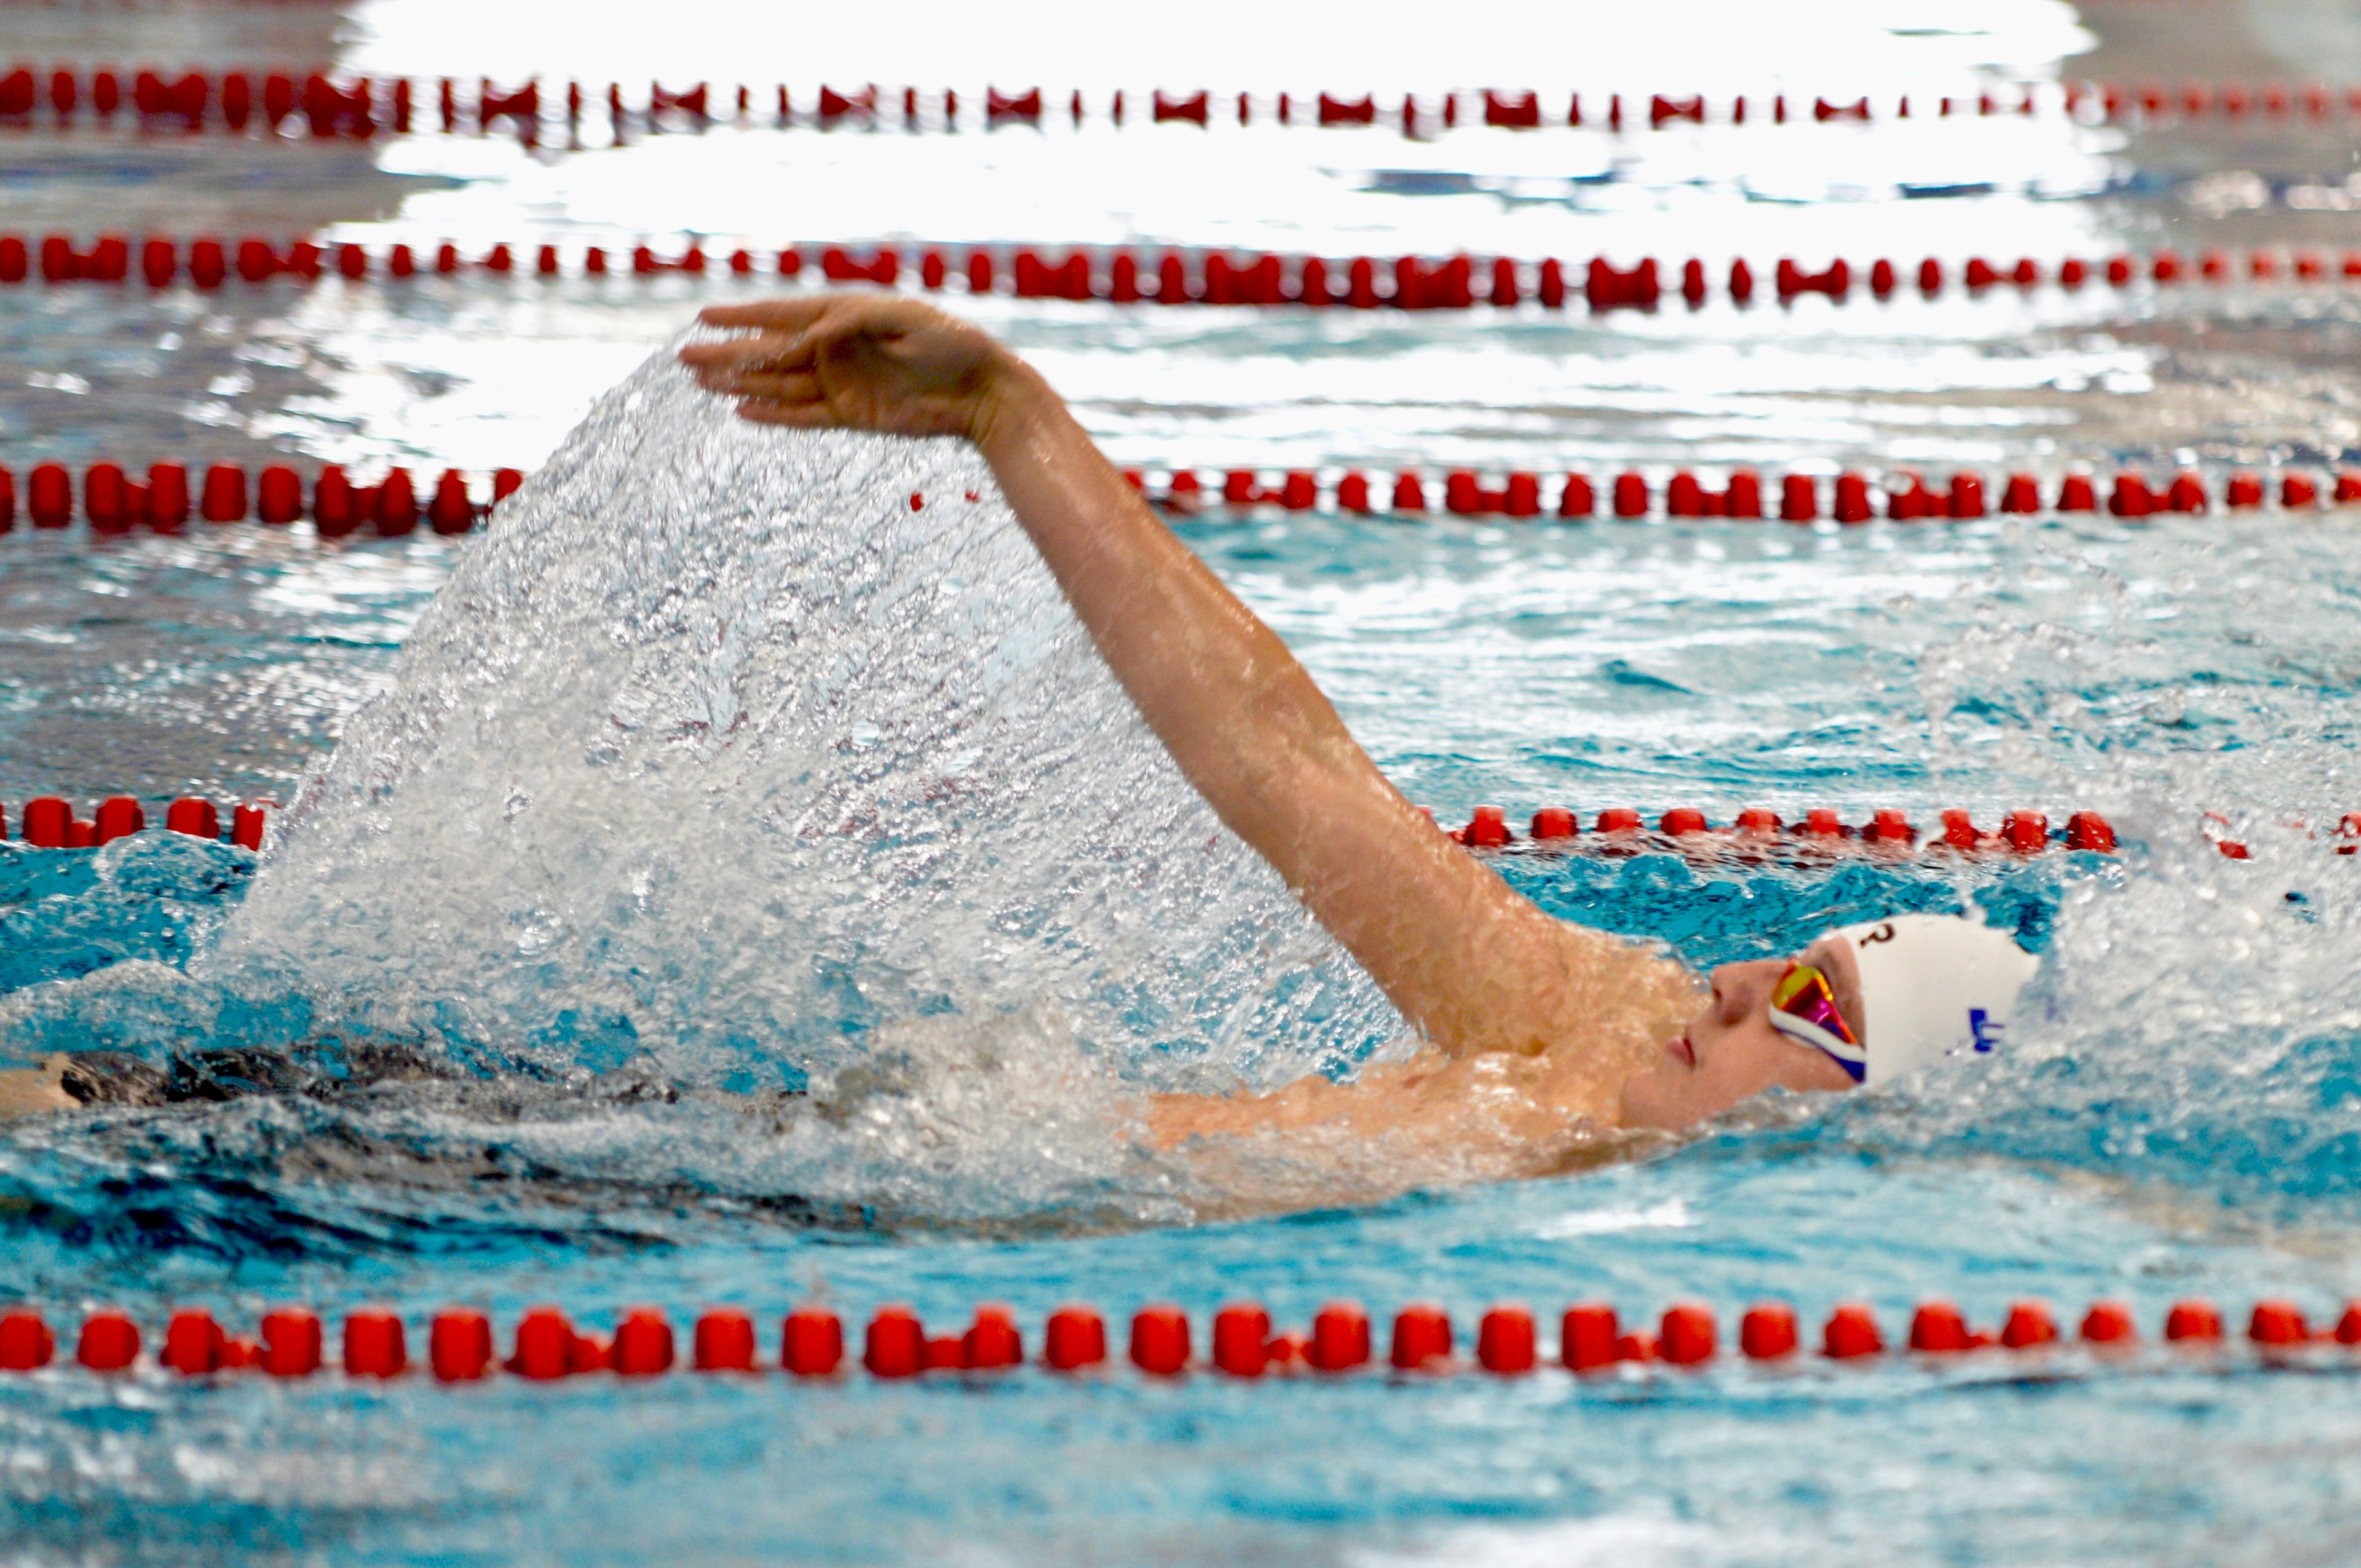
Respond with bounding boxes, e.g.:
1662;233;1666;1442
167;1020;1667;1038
1618;935;1861;1130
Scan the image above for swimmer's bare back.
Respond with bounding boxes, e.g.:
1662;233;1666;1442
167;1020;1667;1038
682;298;1702;1139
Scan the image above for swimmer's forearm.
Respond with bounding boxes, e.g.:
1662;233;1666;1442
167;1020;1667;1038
972;366;1410;865
970;367;1650;1057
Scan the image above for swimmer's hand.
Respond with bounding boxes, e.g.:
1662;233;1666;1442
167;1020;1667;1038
680;296;1034;445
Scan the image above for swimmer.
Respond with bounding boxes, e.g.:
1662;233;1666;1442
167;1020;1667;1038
677;296;2043;1155
0;299;2038;1149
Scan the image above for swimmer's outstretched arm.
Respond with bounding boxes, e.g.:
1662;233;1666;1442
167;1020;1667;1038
682;297;1691;1061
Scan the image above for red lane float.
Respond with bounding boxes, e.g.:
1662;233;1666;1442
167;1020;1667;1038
692;1307;757;1371
1389;1304;1452;1371
5;460;2355;539
44;796;2354;866
0;461;523;537
1442;805;2355;863
1043;1307;1106;1370
1214;1303;1273;1375
0;1309;53;1371
1740;1303;1799;1358
1143;463;2360;521
9;235;2361;311
7;72;2358;140
6;797;274;850
1161;460;2361;519
9;1296;2357;1384
1434;805;2121;857
344;1310;407;1377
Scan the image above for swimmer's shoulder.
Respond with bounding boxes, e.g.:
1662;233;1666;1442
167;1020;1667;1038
0;1055;89;1120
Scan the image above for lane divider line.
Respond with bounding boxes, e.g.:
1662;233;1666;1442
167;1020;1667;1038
4;71;2356;141
17;800;2345;863
4;237;2359;309
4;1296;2354;1382
4;462;2359;538
1127;465;2361;521
0;800;2157;858
0;462;514;536
1441;806;2360;864
1433;805;2119;857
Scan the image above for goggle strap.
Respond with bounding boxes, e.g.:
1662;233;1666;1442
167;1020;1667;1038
1771;1015;1868;1083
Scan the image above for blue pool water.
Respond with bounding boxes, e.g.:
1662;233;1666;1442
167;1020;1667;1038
9;1;2361;1562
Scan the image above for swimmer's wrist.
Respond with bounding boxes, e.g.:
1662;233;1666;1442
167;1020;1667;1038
969;355;1062;459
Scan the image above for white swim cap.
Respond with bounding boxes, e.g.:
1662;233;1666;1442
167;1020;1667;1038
1811;914;2041;1087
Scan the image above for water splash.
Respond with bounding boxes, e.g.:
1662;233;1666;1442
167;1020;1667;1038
169;339;1398;1220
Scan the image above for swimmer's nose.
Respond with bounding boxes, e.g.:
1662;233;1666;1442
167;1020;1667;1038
1707;960;1779;1026
1707;965;1746;1027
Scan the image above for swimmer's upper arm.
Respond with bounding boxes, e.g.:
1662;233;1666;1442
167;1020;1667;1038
1249;744;1672;1056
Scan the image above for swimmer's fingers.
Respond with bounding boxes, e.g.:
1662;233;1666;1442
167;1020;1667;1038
712;366;839;428
695;293;911;330
682;300;892;381
684;342;817;389
714;369;822;407
692;293;928;349
695;298;833;333
680;333;818;379
735;397;846;430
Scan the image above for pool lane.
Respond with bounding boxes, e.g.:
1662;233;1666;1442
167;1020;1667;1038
7;3;2361;1564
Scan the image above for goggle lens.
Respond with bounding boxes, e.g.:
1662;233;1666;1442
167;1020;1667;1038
1771;962;1857;1047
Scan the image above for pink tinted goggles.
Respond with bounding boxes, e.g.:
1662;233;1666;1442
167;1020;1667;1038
1768;961;1866;1083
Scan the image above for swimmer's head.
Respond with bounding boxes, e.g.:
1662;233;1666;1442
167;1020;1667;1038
1618;914;2040;1131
